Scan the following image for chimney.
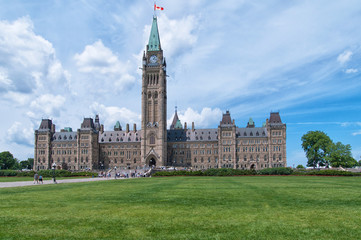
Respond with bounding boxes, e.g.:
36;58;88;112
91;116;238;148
133;123;137;132
100;124;104;133
51;124;55;133
126;124;129;133
184;122;187;130
192;122;195;132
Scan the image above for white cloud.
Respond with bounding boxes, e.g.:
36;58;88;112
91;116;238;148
6;122;34;147
337;50;353;64
0;17;69;95
345;68;358;74
352;130;361;136
142;14;199;59
30;94;66;117
90;102;140;130
74;40;135;91
0;67;13;90
168;107;222;129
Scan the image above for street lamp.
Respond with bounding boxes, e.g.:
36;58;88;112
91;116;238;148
52;163;57;184
114;166;117;179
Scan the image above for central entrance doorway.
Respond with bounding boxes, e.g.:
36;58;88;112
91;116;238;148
149;158;156;167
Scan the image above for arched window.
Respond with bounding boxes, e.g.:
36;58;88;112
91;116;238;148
194;158;197;163
244;155;247;161
279;154;282;161
150;135;155;144
273;154;276;161
228;155;231;161
264;155;267;162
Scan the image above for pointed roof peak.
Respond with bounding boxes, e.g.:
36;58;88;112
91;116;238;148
170;107;180;130
148;16;161;51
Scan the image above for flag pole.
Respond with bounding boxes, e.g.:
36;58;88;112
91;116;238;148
154;0;156;17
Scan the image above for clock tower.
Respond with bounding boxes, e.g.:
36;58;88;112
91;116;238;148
141;16;167;167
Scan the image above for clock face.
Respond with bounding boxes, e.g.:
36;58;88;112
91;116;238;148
150;55;158;63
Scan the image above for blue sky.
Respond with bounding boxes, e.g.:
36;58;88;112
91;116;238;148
1;0;361;167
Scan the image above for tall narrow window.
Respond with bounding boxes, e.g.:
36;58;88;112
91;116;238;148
150;135;155;145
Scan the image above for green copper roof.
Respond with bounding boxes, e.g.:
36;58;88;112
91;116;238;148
114;121;121;129
175;119;183;129
64;127;72;132
248;118;254;125
148;16;161;51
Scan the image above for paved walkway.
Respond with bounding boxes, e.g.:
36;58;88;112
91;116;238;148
0;177;121;188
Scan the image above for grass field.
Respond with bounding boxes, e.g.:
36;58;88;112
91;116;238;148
1;176;361;240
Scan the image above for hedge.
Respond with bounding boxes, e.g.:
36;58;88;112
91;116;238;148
0;170;98;177
293;169;361;176
258;167;294;175
153;168;361;177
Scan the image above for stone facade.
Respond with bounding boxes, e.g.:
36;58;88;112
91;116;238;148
34;16;287;171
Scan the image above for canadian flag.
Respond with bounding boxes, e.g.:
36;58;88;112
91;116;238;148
154;4;164;11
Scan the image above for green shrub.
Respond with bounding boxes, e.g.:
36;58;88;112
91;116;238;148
153;168;257;177
258;167;294;175
0;170;98;178
293;169;361;176
0;170;18;176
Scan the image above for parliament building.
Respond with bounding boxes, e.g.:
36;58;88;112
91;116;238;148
34;16;287;171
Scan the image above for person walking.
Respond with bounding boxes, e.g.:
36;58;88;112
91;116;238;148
34;172;39;184
39;175;43;184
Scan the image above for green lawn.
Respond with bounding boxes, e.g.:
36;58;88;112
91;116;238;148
1;176;361;239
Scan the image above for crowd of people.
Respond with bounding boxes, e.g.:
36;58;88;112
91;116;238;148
98;169;149;179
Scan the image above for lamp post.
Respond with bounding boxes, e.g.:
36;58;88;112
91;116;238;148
114;166;117;179
52;163;57;184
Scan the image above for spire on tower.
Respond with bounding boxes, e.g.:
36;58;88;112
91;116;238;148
170;107;180;130
148;16;161;51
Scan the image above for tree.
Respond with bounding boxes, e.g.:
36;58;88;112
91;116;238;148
0;151;16;169
301;131;333;167
327;142;357;168
296;164;305;169
19;158;34;170
28;158;34;169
